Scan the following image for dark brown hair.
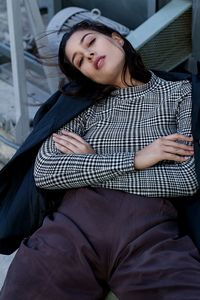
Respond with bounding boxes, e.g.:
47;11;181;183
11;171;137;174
58;20;151;101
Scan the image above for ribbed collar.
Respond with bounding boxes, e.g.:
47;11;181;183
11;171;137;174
110;71;161;98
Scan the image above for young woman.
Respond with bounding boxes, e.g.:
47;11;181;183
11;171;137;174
1;20;200;300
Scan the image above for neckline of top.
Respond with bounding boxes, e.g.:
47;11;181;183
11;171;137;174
110;71;161;98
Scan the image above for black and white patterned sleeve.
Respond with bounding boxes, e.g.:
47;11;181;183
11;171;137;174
170;80;198;193
34;111;134;190
139;80;198;196
176;80;193;137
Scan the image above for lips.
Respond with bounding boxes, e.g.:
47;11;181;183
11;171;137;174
94;56;105;70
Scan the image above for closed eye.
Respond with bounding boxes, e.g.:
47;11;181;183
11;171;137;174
77;38;95;67
78;57;83;67
88;38;96;46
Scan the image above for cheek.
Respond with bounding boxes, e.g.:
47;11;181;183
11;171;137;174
105;52;125;73
113;49;125;63
81;65;95;78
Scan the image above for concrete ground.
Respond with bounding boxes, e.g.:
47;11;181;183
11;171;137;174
0;252;16;290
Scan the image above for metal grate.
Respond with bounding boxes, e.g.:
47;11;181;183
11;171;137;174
138;8;192;71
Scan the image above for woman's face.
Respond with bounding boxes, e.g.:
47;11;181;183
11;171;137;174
65;29;126;87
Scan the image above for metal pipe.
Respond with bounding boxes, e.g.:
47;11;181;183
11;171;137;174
6;0;30;143
0;42;45;76
0;134;19;150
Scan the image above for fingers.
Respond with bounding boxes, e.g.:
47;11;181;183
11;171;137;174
53;133;78;153
134;133;194;170
160;140;194;154
156;134;194;162
163;133;193;143
53;130;85;147
60;130;86;144
52;130;95;154
162;153;190;163
165;146;193;157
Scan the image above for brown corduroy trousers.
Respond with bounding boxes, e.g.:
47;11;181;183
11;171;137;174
1;187;200;300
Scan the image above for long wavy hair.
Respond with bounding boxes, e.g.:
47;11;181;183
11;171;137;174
58;20;151;101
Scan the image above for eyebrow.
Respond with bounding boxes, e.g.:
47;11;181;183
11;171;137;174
71;32;93;65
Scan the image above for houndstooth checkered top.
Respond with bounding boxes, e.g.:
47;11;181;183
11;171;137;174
34;72;199;197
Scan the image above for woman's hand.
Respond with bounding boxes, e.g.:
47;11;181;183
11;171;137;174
134;133;194;170
52;130;96;154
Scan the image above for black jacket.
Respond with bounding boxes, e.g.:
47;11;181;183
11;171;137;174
0;71;200;254
0;84;94;254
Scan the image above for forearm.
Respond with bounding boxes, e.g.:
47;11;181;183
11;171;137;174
136;157;198;196
95;157;198;197
34;151;134;189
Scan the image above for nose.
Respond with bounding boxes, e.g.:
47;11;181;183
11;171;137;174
86;51;95;60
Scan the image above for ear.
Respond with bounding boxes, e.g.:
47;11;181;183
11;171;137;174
111;32;124;46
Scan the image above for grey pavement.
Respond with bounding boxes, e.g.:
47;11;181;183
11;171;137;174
0;252;16;289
